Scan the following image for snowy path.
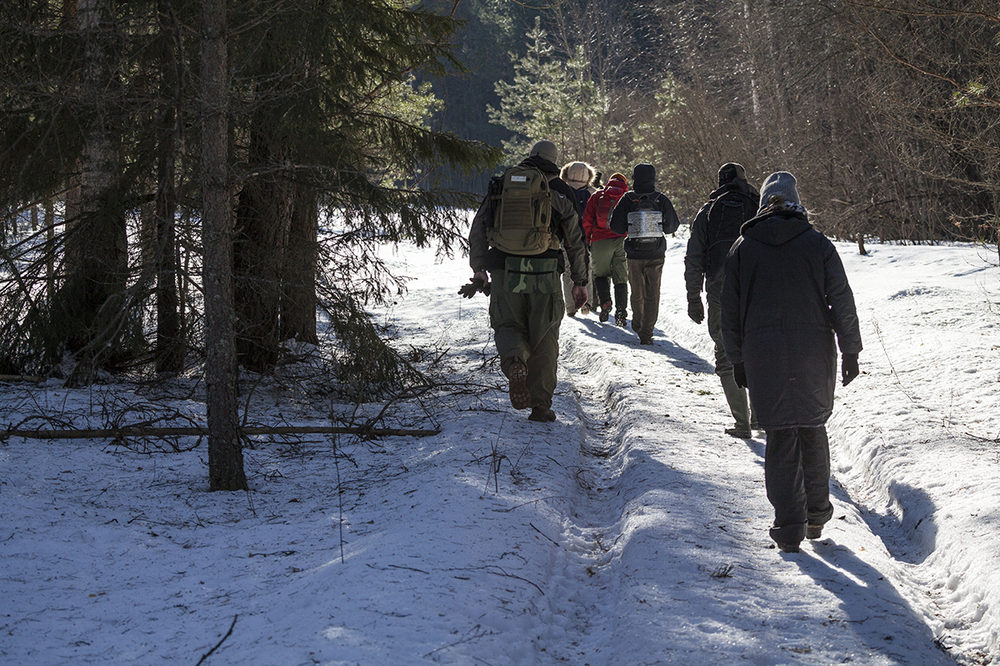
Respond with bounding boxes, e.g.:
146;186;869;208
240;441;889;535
2;235;997;664
519;308;955;663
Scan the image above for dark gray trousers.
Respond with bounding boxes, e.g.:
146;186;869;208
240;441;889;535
765;426;834;545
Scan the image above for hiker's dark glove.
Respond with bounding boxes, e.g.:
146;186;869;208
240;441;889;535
572;285;588;309
687;297;704;324
841;353;859;386
458;272;491;298
733;362;748;389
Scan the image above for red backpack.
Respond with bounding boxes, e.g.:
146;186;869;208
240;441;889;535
594;179;627;229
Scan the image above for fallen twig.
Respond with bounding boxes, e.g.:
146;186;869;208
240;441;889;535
0;375;46;383
196;614;238;665
529;522;559;547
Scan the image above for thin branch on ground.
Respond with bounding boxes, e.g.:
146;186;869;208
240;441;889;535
196;614;238;666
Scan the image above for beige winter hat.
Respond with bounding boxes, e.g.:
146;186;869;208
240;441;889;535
561;161;594;188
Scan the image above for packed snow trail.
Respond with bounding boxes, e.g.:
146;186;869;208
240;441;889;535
2;235;997;664
514;310;954;663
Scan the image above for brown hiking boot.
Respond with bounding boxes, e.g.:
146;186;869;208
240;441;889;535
599;301;612;322
806;524;823;540
528;407;556;422
506;360;530;410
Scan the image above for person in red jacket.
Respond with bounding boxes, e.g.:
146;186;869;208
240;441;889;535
581;172;629;325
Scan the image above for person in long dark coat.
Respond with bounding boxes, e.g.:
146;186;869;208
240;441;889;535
721;171;862;553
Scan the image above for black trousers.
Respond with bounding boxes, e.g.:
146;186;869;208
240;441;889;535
764;426;834;544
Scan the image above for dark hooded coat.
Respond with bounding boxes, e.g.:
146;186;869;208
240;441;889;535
721;210;862;429
608;164;680;260
684;178;759;298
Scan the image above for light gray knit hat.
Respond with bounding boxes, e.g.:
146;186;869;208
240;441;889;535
758;171;800;209
528;140;559;165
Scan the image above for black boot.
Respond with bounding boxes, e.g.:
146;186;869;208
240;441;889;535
594;277;612;322
614;283;628;327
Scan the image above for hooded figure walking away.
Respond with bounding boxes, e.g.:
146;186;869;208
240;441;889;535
684;163;760;437
466;140;589;423
721;171;862;553
609;164;680;344
581;172;630;325
560;161;598;316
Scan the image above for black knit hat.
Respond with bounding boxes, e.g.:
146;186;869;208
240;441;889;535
718;162;746;186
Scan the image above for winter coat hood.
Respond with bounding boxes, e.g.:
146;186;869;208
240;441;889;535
520;154;560;176
708;178;758;203
604;175;628;198
560;161;596;190
742;211;813;246
718;162;747;187
632;164;656;193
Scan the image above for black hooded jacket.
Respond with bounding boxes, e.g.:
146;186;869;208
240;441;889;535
608;164;680;260
721;209;862;428
684;178;759;298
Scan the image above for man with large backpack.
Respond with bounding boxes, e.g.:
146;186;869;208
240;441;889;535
465;140;589;422
609;164;681;344
684;163;760;437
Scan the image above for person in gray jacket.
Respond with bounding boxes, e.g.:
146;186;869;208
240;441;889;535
684;163;759;437
721;171;862;553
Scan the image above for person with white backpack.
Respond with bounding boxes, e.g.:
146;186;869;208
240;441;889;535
609;164;681;344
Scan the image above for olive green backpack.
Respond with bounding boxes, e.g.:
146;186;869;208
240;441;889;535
487;166;558;255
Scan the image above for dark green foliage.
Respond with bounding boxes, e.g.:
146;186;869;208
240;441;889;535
0;0;500;387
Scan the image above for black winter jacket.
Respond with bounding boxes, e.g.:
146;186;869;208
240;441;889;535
609;191;680;260
721;210;862;428
684;179;759;298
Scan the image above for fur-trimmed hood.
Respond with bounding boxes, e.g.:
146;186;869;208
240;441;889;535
560;161;597;190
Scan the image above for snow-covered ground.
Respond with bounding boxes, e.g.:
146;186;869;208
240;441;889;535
1;224;998;664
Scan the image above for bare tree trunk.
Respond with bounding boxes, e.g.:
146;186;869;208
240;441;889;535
45;199;55;301
60;0;127;366
280;185;319;344
154;0;183;373
742;1;763;135
233;129;293;371
179;206;191;342
201;0;247;491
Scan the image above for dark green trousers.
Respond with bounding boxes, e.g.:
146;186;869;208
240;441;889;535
489;266;563;409
707;289;753;429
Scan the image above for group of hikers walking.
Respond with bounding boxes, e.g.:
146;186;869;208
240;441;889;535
463;139;863;553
